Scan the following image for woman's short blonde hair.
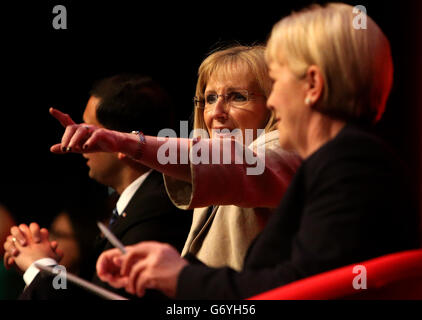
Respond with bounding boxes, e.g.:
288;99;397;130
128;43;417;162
193;45;276;136
266;3;393;124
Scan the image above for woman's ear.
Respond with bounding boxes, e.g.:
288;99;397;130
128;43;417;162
304;65;324;107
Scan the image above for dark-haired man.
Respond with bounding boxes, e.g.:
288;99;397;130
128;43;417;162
4;74;192;299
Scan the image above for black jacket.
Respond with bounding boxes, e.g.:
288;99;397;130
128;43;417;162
177;124;420;299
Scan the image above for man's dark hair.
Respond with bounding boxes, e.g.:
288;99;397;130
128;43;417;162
89;73;175;135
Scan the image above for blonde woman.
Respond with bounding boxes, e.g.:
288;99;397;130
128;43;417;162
164;46;300;270
37;46;300;272
96;3;419;299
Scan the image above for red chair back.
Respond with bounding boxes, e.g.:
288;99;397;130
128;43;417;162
249;249;422;300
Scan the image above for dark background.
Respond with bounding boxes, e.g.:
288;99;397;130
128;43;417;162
0;0;420;226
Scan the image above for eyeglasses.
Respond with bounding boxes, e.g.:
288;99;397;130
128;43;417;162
194;89;264;111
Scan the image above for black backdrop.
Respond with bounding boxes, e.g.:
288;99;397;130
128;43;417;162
1;0;421;226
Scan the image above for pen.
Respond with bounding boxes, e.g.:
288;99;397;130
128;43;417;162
97;221;127;254
34;263;128;300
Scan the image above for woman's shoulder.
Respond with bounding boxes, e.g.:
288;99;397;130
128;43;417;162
311;124;396;161
250;130;302;172
306;123;406;180
252;130;279;148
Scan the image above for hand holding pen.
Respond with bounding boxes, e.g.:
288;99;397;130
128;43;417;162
96;221;187;298
95;222;130;288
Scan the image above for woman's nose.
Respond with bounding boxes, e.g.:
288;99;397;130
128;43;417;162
212;96;229;117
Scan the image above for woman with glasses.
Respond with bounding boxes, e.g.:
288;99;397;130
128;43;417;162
48;45;301;271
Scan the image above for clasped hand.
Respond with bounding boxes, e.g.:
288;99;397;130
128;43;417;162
3;223;63;272
96;241;188;298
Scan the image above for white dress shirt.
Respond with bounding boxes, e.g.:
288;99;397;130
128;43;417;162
115;170;152;216
23;170;152;286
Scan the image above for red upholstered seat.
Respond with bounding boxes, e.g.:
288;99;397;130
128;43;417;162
248;249;422;300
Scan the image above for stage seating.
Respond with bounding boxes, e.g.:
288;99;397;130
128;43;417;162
248;249;422;300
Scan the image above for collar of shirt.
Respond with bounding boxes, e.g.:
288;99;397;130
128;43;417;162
115;170;152;216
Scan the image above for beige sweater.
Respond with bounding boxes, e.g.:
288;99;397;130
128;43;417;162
164;130;301;271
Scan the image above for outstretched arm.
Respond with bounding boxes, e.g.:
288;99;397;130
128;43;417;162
50;108;301;208
49;108;192;182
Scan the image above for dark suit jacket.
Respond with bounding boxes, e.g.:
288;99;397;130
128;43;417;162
176;124;420;299
20;170;192;300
